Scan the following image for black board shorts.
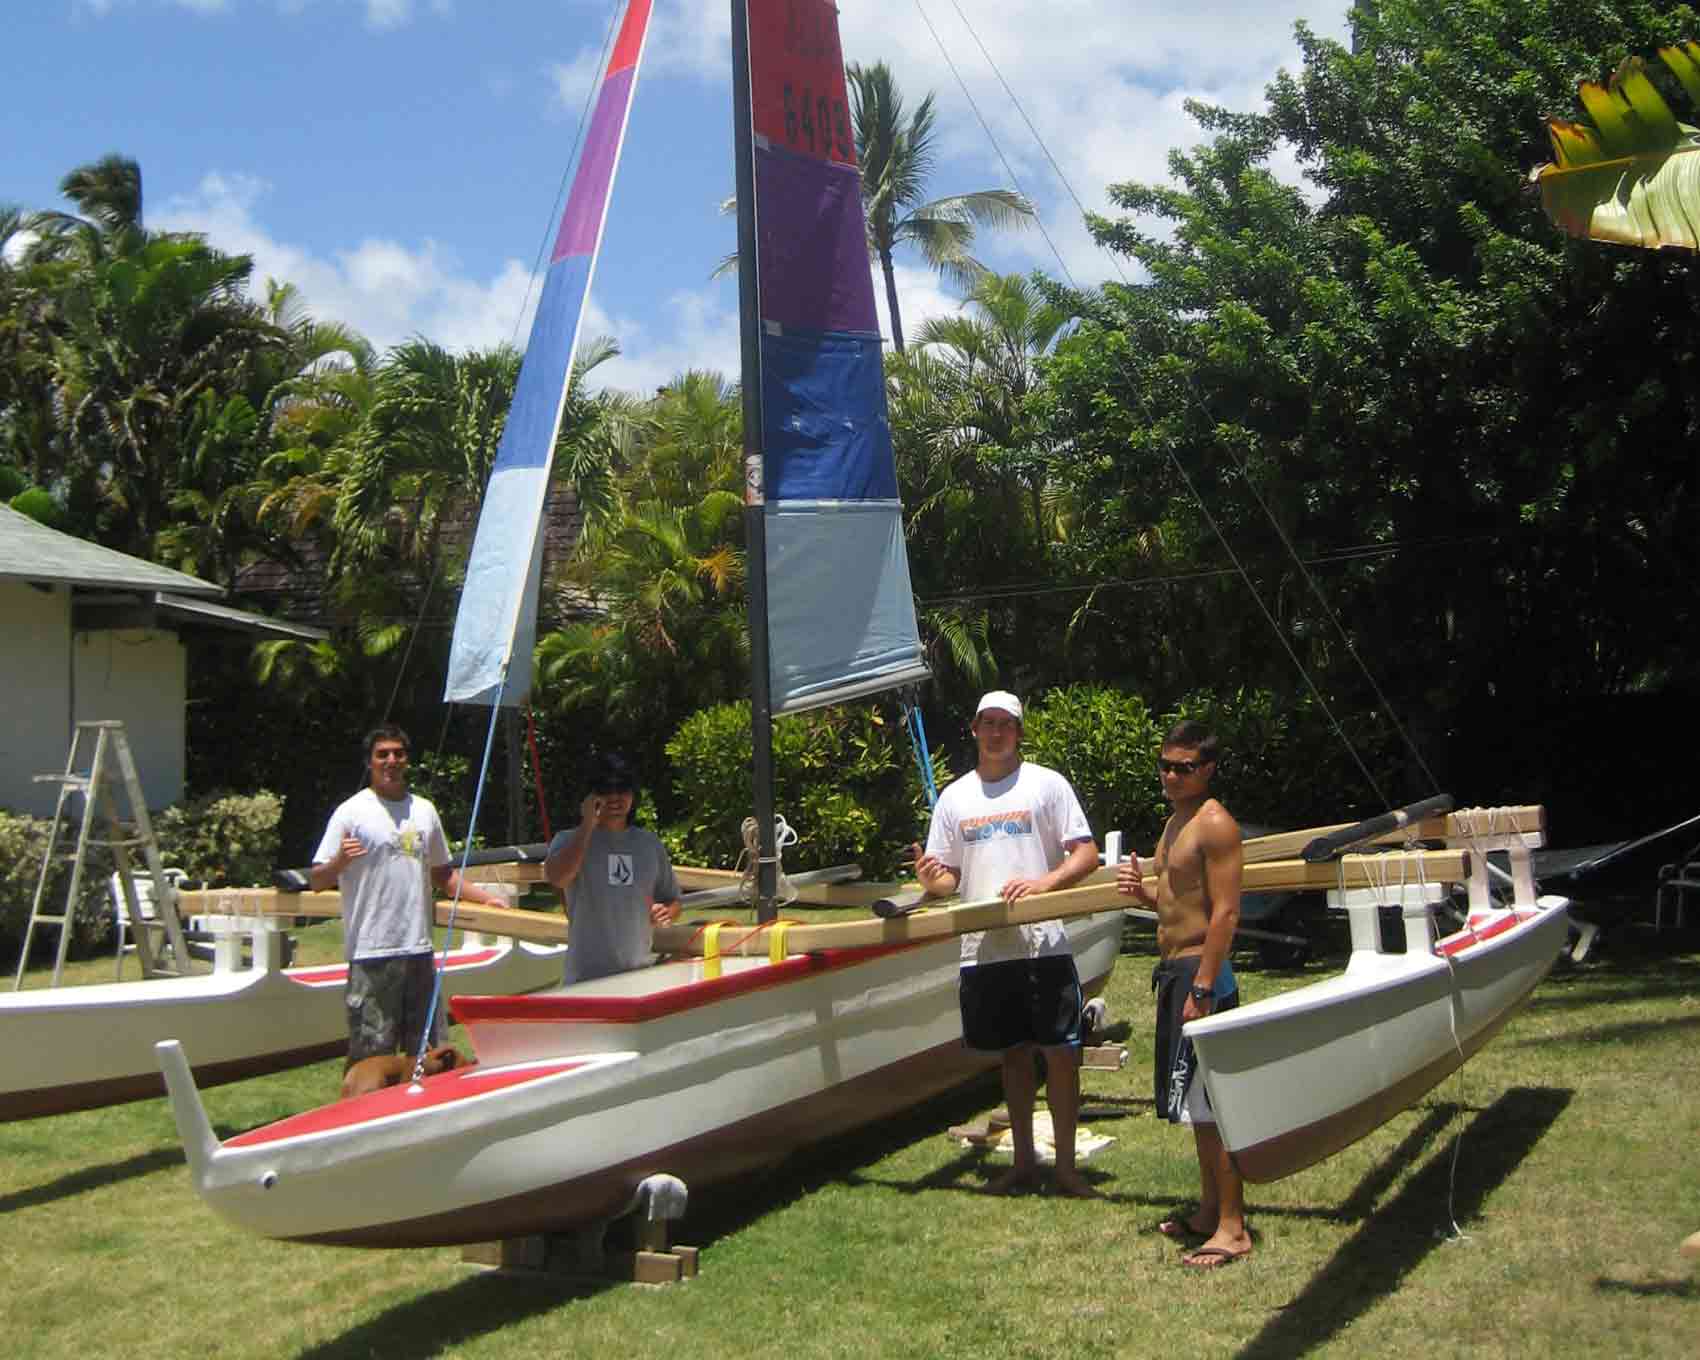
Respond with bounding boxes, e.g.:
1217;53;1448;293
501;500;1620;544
958;955;1084;1052
1152;955;1240;1124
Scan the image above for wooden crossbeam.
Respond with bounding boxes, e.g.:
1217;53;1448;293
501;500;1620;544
650;848;1471;957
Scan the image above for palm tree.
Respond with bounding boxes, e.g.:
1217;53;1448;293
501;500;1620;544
846;61;1036;351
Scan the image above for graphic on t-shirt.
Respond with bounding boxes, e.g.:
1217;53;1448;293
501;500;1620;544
396;822;420;858
960;810;1035;844
607;853;634;886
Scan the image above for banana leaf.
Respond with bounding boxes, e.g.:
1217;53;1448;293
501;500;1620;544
1532;46;1700;251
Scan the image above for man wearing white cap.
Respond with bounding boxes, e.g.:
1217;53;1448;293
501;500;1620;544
914;690;1101;1196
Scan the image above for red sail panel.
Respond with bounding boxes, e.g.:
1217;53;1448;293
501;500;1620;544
747;0;857;167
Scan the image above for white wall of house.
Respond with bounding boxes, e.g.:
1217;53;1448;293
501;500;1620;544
0;581;74;817
72;629;187;812
0;581;188;816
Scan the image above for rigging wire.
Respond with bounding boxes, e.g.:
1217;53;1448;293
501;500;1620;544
506;0;625;351
909;0;1077;290
914;1;1437;808
412;677;508;1084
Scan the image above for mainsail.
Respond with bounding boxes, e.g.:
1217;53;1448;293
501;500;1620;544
740;0;929;714
444;0;654;707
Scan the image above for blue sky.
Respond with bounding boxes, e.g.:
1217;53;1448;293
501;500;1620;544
10;0;1352;395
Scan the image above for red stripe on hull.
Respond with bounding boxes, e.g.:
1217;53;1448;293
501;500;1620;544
0;1039;346;1123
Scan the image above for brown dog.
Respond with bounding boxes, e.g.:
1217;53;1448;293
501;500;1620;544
341;1044;469;1099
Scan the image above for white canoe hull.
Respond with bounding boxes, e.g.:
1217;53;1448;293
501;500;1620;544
1;937;567;1121
1187;897;1570;1182
159;912;1124;1247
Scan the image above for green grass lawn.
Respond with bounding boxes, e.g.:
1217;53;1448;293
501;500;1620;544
1;911;1695;1358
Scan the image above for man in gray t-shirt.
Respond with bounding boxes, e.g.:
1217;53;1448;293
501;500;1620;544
545;753;682;984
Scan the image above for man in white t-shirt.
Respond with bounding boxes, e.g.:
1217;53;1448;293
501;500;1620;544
310;725;506;1066
914;691;1101;1196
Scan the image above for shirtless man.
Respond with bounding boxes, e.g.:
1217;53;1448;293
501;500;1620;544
1117;719;1250;1267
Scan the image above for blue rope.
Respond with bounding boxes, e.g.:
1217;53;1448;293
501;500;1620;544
903;700;939;811
411;679;506;1083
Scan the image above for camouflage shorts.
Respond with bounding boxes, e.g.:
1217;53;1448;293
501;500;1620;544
346;952;443;1064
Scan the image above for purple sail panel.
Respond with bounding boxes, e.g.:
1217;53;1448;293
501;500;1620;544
754;141;878;336
553;63;639;263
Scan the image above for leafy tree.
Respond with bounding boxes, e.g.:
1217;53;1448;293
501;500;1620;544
846;61;1035;351
888;273;1083;699
16;155;286;560
1042;0;1700;813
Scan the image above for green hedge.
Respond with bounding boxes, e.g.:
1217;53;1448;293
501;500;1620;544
0;812;111;964
2;790;283;970
663;701;948;879
654;684;1369;882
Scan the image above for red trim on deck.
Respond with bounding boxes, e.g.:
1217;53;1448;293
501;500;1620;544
225;1060;593;1146
288;947;506;987
451;944;914;1026
1436;910;1535;957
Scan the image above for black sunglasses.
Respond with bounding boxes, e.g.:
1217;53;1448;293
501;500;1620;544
1157;757;1210;776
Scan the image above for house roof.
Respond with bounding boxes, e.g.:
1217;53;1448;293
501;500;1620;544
0;504;223;596
0;505;327;641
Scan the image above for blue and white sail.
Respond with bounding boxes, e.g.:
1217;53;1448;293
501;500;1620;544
444;0;653;706
744;0;929;713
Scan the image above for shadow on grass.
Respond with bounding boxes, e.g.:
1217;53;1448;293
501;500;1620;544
1594;1276;1696;1299
1509;1012;1700;1048
292;1267;612;1360
1235;1086;1571;1360
0;1143;185;1216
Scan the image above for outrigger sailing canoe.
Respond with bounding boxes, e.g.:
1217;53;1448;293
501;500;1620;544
158;0;1569;1248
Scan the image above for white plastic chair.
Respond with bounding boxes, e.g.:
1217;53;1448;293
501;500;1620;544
110;867;189;978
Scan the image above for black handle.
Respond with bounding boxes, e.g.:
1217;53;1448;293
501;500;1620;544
1300;795;1455;863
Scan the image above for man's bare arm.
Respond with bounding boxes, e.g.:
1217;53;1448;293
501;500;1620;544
1193;806;1243;998
999;837;1099;903
432;864;509;909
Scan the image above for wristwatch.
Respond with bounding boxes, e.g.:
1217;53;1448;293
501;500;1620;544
1189;983;1213;1004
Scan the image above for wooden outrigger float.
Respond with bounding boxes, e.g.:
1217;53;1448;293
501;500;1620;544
0;919;566;1122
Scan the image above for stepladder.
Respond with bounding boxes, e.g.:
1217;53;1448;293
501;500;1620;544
12;721;196;990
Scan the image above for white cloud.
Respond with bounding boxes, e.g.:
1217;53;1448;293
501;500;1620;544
580;285;742;398
145;2;1355;393
155;172;539;356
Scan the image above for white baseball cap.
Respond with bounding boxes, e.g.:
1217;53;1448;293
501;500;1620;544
974;690;1023;723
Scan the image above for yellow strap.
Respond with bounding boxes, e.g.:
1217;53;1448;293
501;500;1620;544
703;922;723;980
768;919;791;965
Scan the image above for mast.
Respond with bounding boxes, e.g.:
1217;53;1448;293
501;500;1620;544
731;0;779;921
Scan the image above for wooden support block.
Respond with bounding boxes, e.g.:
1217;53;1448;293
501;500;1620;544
1081;1045;1128;1071
461;1236;548;1270
673;1245;700;1278
628;1250;685;1285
